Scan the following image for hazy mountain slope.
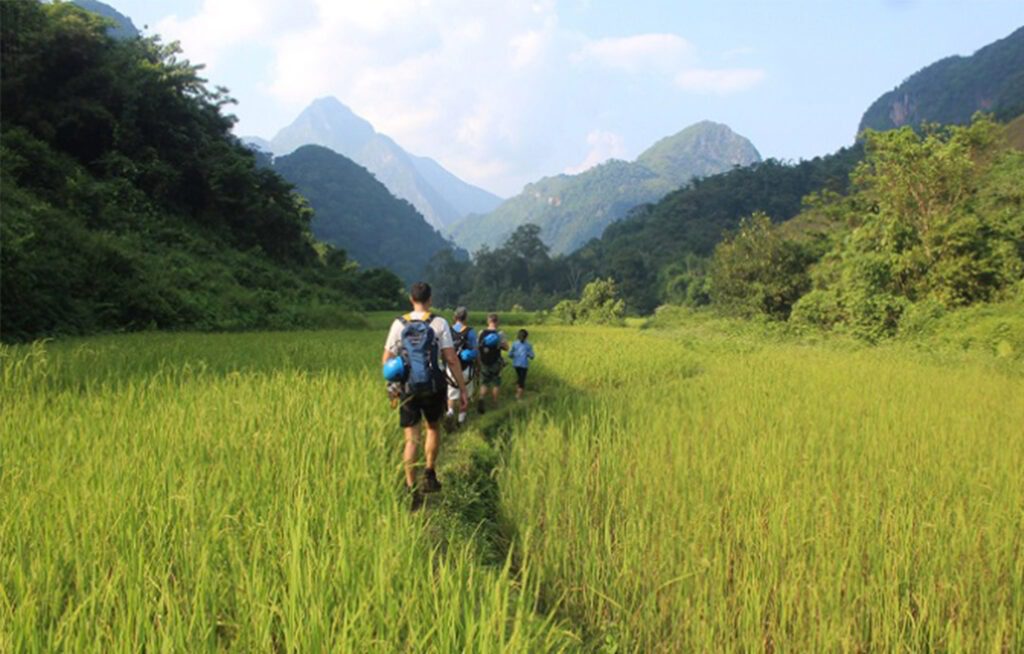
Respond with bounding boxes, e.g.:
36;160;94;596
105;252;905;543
70;0;139;38
449;121;761;255
267;97;501;229
859;25;1024;133
241;135;272;152
273;145;454;283
410;154;504;217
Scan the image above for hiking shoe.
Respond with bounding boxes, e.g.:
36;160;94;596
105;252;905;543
409;487;425;512
477;400;486;415
422;468;442;494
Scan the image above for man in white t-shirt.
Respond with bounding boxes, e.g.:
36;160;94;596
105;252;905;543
382;282;467;510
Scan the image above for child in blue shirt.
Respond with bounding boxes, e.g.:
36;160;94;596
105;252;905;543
509;329;535;400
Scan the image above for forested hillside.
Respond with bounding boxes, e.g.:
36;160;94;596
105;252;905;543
0;0;402;341
449;121;760;255
274;145;458;283
859;25;1024;133
428;147;862;312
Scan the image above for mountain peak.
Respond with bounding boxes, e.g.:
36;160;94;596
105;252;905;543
268;97;501;229
636;120;761;184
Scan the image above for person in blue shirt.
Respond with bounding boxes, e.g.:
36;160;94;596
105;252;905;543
509;329;535;401
445;306;478;427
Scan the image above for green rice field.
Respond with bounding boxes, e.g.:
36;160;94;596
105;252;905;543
2;314;1022;651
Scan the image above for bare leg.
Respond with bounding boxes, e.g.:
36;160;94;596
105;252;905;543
424;422;441;470
403;425;420;488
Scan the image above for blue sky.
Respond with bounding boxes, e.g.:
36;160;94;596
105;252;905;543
110;0;1024;196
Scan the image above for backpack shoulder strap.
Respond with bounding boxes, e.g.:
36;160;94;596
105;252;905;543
403;312;432;323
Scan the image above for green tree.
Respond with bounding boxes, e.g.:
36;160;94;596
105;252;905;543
709;212;815;319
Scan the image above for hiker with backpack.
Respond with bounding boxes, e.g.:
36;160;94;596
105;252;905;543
509;329;535;401
382;282;467;510
444;306;477;429
476;313;510;413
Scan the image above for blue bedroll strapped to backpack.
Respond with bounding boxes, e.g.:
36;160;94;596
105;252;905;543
399;313;442;399
479;329;501;365
447;324;476;385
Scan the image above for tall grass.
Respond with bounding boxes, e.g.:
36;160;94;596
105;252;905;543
3;322;1022;651
501;327;1024;651
0;332;576;652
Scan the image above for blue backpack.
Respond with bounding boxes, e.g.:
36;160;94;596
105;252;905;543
399;313;443;399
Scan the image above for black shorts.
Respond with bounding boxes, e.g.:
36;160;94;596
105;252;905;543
399;391;446;428
514;366;528;389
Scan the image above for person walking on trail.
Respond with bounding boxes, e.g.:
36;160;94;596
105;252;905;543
444;306;477;429
476;313;510;413
382;282;467;510
509;329;535;401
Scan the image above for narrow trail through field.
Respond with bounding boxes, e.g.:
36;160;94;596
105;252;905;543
416;370;589;645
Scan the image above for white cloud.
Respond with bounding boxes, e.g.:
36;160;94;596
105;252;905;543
155;0;310;68
674;68;766;94
565;130;627;174
571;33;693;72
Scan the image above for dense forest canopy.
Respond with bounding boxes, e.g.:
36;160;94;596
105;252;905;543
0;0;403;341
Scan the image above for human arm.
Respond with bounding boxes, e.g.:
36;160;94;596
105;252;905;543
442;347;468;412
382;319;401;364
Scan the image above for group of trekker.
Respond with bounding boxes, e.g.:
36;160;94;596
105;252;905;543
381;282;536;510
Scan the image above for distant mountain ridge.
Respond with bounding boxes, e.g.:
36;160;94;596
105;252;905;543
273;145;456;283
263;97;502;230
859;25;1024;134
449;121;761;255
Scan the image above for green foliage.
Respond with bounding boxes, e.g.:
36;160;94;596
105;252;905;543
429;224;569;311
0;0;402;341
726;116;1024;341
549;278;625;325
709;212;817;319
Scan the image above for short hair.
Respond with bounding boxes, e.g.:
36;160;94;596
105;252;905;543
410;282;432;303
454;306;468;322
517;329;528;341
487;312;499;325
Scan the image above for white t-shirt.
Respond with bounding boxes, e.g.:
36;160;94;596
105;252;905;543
384;311;454;356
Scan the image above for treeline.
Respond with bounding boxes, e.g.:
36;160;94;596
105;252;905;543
428;148;863;312
1;0;402;341
710;116;1024;340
